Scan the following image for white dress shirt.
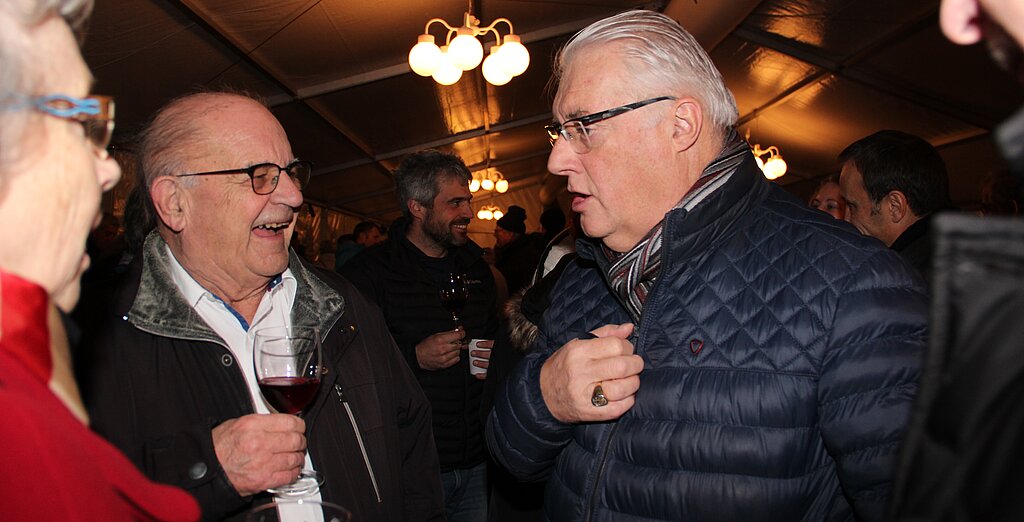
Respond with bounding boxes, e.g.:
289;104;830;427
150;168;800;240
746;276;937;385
166;246;322;520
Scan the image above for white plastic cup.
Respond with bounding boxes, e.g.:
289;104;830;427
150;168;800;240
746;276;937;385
468;339;491;376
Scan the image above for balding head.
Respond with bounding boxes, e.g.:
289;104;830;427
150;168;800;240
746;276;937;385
138;92;268;191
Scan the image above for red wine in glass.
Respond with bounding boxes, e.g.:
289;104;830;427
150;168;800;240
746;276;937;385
439;273;469;328
254;326;322;415
257;376;320;414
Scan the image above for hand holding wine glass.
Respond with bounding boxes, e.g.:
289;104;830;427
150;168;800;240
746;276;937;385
253;325;324;497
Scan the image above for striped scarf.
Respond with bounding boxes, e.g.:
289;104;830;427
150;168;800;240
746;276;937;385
603;129;749;322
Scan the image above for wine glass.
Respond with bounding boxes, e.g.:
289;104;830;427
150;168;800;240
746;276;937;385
245;499;352;522
253;325;324;497
439;272;469;329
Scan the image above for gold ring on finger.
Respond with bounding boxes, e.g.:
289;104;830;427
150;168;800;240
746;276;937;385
591;383;608;407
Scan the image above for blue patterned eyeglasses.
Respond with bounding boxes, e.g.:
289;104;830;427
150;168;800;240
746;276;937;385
6;94;116;153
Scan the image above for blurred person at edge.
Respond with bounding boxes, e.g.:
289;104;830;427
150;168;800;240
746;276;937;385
486;10;927;522
887;2;1024;521
808;175;846;220
0;0;198;519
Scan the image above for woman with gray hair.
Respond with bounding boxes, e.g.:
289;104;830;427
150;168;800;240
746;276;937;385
0;0;198;519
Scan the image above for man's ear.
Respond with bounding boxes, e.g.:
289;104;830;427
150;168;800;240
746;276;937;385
886;190;910;224
150;177;187;233
408;198;427;221
671;98;702;152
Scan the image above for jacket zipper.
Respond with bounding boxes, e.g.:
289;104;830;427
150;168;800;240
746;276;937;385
584;423;620;522
335;383;382;503
582;240;663;521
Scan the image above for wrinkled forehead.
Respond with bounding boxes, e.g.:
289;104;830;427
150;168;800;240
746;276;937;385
185;96;294;164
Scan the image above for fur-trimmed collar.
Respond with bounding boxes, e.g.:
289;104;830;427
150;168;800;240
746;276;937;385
129;232;345;342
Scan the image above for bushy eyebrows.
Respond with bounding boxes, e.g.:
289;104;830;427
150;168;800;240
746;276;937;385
562;108;588;121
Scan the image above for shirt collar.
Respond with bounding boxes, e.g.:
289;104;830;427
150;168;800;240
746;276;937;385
165;243;295;309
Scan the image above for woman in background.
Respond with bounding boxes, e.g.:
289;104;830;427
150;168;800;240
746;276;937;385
808;175;847;220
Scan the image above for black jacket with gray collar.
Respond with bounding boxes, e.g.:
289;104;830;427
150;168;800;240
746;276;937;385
76;233;444;521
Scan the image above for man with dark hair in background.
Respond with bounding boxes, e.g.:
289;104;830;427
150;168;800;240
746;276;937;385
334;220;384;271
839;130;952;281
342;149;497;522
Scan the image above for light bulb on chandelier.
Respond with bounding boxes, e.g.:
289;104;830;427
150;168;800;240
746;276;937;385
469;168;509;194
430;46;463;86
409;8;530;86
476;204;504;220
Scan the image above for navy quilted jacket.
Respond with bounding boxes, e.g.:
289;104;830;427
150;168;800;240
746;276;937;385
486;152;928;521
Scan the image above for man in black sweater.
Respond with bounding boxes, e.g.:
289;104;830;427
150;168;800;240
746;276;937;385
343;149;498;522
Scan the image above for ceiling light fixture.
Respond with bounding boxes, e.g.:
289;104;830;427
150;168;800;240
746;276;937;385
408;5;529;86
469;167;509;193
476;204;504;220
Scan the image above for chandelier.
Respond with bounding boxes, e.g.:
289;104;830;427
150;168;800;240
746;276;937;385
469;167;508;193
476;204;504;220
408;6;530;86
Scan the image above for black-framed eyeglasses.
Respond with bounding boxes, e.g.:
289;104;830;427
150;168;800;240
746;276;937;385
8;94;116;153
177;160;312;195
545;96;675;154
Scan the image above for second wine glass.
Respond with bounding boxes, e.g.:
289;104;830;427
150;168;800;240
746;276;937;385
439;272;469;329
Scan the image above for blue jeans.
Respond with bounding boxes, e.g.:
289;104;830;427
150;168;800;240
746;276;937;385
441;463;488;522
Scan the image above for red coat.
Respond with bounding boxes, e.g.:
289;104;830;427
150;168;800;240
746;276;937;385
0;271;199;521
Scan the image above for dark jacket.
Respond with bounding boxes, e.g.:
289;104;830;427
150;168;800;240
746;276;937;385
889;116;1024;519
77;233;444;521
342;218;498;471
890;213;936;284
487;152;928;521
495;233;542;295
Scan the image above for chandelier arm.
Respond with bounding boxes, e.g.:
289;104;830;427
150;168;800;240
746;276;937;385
477;25;503;46
479;17;515;35
423;18;457;35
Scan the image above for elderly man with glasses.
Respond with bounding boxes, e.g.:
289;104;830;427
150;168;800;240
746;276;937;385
76;91;444;521
487;10;928;522
0;0;199;519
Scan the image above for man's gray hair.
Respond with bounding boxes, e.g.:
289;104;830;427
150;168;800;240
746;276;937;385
554;10;738;135
393;149;471;219
0;0;94;171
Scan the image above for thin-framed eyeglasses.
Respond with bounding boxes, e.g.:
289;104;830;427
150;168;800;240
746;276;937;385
176;160;313;195
545;96;675;154
6;94;116;153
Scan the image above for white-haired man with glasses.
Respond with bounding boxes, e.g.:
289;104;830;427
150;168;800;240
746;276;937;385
76;92;444;521
487;10;928;521
0;0;199;519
